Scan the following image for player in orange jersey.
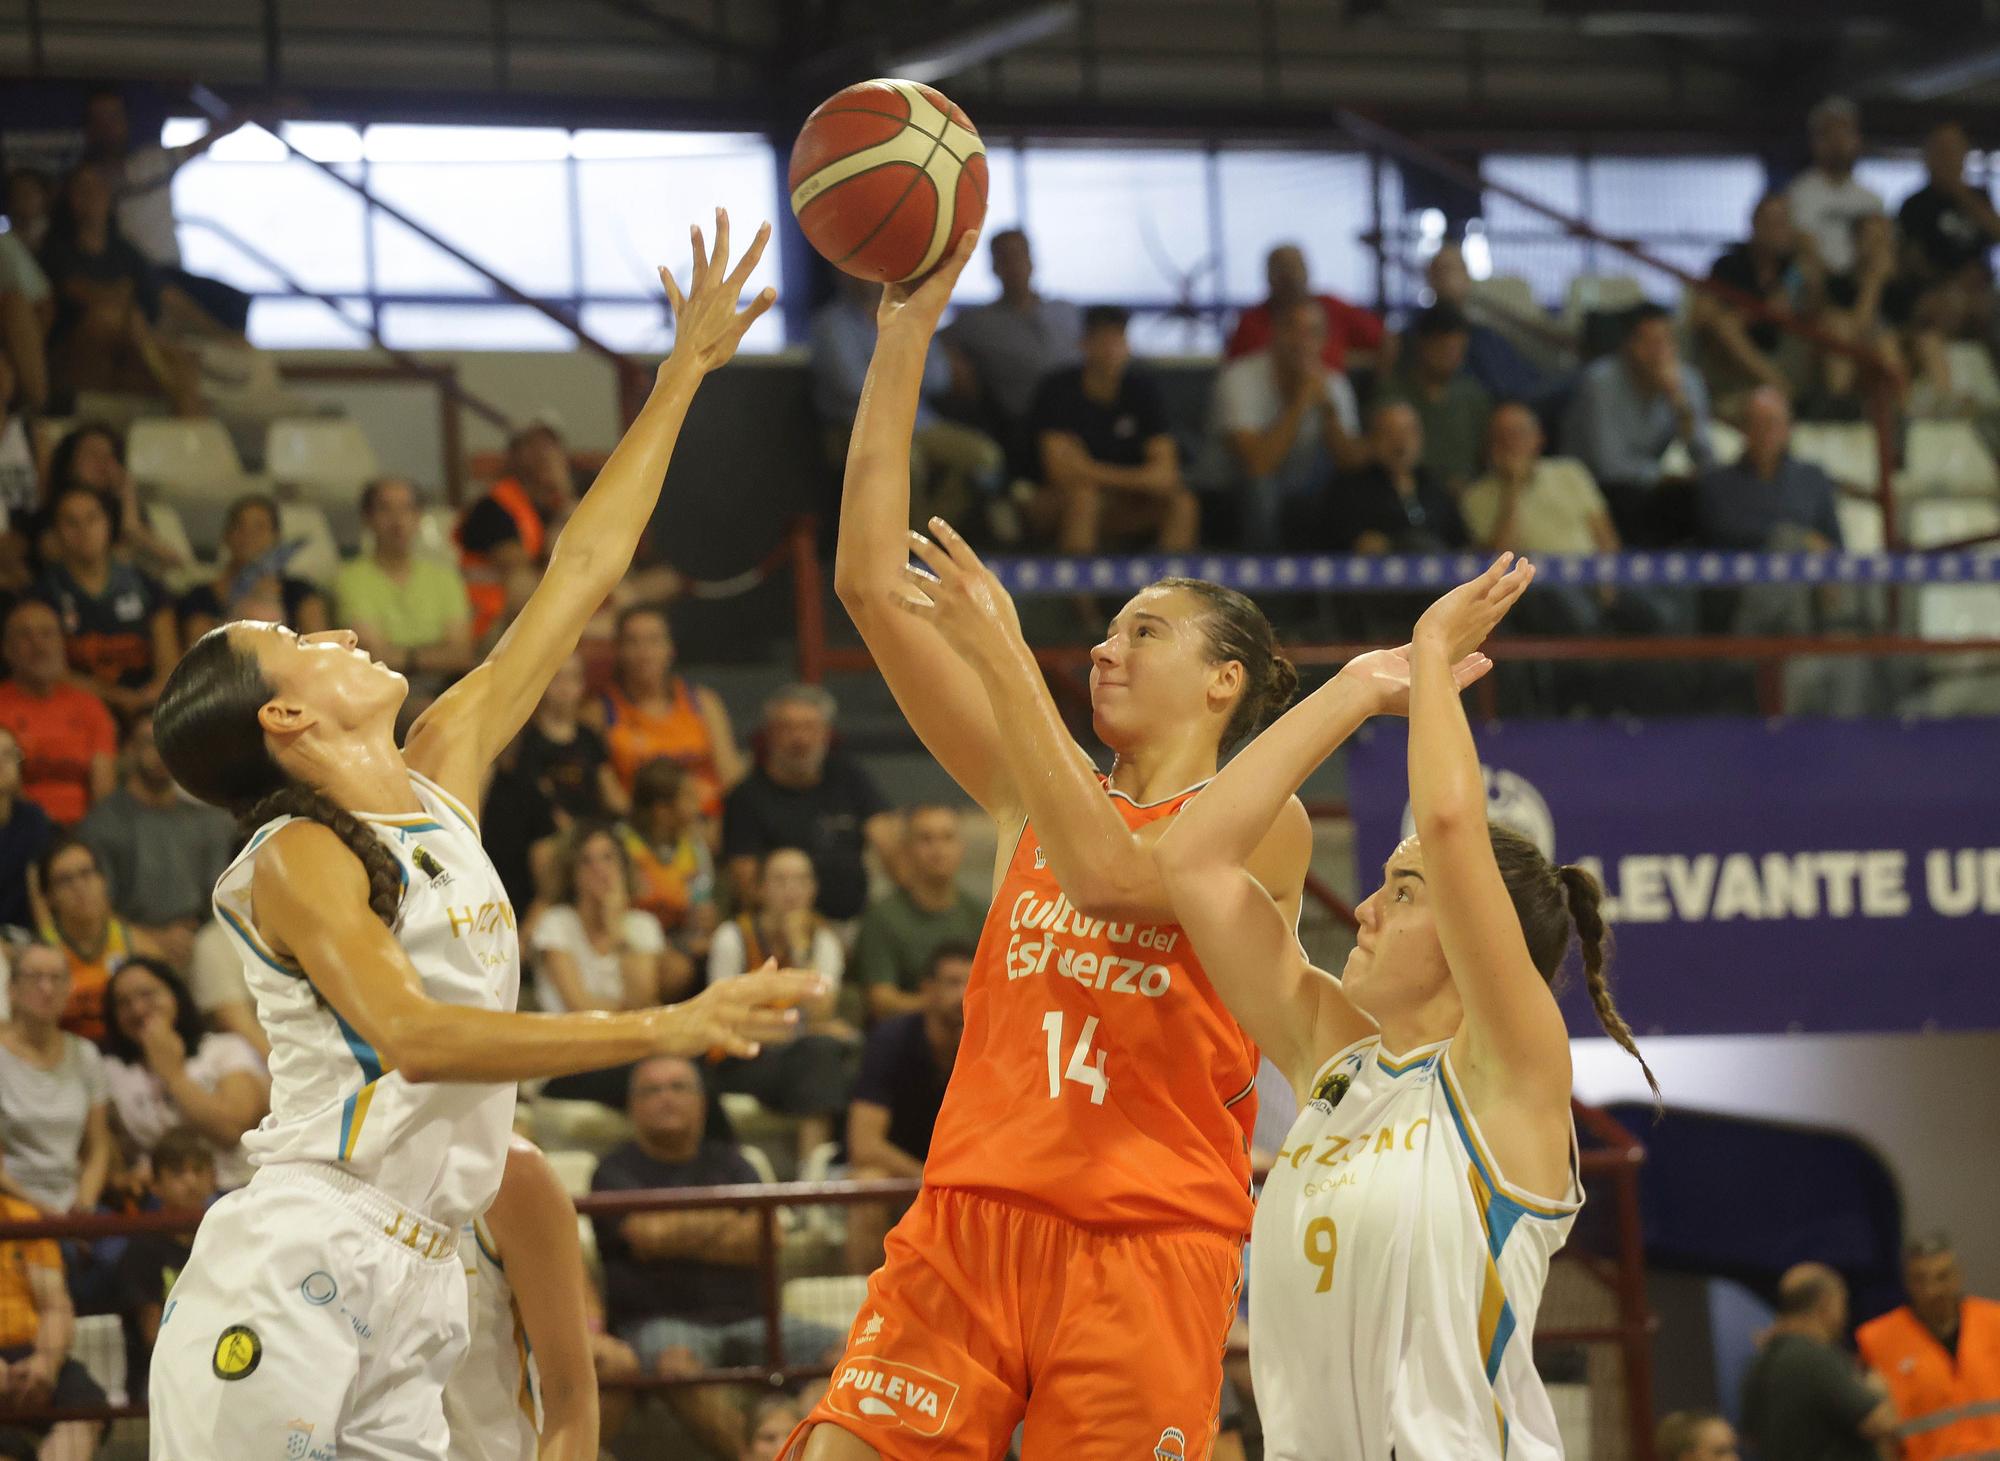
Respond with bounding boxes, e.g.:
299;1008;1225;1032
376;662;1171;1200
787;232;1308;1461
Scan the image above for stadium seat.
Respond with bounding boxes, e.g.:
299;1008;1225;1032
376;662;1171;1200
264;417;381;511
1906;496;2000;549
526;1095;633;1156
544;1148;598;1198
275;502;342;588
140;499;207;591
72;1312;127;1406
1707;419;1745;466
1469;274;1538;322
1945;341;2000;407
782;1274;869;1338
1899;421;2000;498
1788;422;1881;492
738;1143;780;1186
1561;274;1644;326
127;418;249;505
1835;497;1885;552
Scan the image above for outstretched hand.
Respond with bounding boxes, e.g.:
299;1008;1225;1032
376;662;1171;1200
1413;552;1535;662
894;516;1025;667
660;209;776;378
666;960;823;1060
1338;644;1491;718
877;230;981;339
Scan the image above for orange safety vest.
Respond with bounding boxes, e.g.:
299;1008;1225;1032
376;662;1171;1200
456;478;546;642
1857;1298;2000;1461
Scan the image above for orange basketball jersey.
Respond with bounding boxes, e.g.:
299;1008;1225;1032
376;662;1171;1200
923;780;1259;1237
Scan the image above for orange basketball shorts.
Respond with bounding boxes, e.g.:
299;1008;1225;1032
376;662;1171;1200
783;1186;1241;1461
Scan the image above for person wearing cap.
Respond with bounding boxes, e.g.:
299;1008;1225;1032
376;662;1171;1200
1856;1233;2000;1461
455;416;577;643
1379;302;1493;495
1785;97;1884;286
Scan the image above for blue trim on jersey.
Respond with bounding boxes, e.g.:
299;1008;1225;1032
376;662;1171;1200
1438;1059;1573;1222
1376;1046;1443;1079
331;1006;386;1161
472;1220;504;1270
1484;1296;1518;1383
216;907;304;978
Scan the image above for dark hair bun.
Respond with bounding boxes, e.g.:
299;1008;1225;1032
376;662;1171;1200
1267;652;1301;719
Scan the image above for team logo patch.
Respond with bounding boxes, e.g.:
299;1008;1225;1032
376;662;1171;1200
1033;846;1047;869
858;1312;884;1344
283;1417;335;1460
213;1324;262;1380
411;844;449;884
1155;1426;1188;1461
300;1271;337;1306
1310;1069;1353;1109
827;1358;959;1437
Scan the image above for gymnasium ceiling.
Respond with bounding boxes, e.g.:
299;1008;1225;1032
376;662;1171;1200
3;0;2000;144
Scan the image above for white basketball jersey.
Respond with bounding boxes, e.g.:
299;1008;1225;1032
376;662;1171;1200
443;1218;541;1461
212;769;519;1228
1250;1037;1580;1461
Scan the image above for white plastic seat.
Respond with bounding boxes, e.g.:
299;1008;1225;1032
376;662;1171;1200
544;1148;598;1199
1707;420;1745;467
127;418;248;505
1945;341;2000;407
1900;421;2000;498
275;501;342;588
1789;423;1882;493
782;1275;870;1338
72;1312;127;1407
1906;496;2000;548
527;1096;633;1157
264;417;381;513
738;1143;779;1186
1562;274;1645;326
1835;497;1885;553
1469;274;1538;322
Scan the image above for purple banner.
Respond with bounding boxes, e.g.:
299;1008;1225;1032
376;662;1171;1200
1343;718;2000;1036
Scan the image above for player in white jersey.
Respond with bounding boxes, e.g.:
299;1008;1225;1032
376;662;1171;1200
444;1137;599;1461
145;211;820;1461
1153;555;1660;1461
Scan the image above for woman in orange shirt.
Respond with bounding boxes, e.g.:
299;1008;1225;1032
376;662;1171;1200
592;605;744;819
35;835;172;1044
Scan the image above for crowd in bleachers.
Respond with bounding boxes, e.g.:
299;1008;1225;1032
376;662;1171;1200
0;84;1995;1459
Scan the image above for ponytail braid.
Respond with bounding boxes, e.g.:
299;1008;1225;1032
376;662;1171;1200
1557;862;1661;1107
240;782;404;931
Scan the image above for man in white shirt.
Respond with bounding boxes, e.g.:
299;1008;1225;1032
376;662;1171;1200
1210;298;1365;548
1784;96;1883;284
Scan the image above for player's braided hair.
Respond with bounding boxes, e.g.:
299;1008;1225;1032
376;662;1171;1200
1489;825;1660;1105
154;626;403;931
1153;577;1300;751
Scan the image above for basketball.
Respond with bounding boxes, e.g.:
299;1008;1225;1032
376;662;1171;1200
788;78;989;284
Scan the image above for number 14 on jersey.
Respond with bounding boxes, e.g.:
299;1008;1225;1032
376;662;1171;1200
1041;1010;1108;1105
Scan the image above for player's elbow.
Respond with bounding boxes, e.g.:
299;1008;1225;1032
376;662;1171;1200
1412;791;1482;844
1064;868;1157;922
371;1007;452;1085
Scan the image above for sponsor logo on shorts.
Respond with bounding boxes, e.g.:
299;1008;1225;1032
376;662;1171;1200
1154;1425;1188;1461
299;1271;338;1306
212;1324;262;1381
283;1418;336;1460
826;1358;959;1437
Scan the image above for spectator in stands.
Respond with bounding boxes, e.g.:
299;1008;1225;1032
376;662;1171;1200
457;420;577;644
722;684;899;923
0;1171;106;1461
79;87;253;333
1315;401;1465;555
845;943;969;1269
852;805;984;1022
1380;303;1493;494
944;228;1083;454
0;944;111;1215
43;421;185;583
114;1125;214;1382
1856;1232;2000;1461
177;492;326;641
1424;241;1552;403
742;1394;804;1461
531;823;681;1017
811;272;1005;534
182;920;268;1061
0;170;53;419
594;605;743;820
1213;296;1365;549
1463;404;1617;558
1786;98;1883;288
591;1055;842;1454
708;847;852;1160
1693;194;1818;418
1561;303;1714;545
78;712;233;931
102;958;266;1190
37;164;200;415
40;833;184;1044
1741;1262;1897;1461
1024;304;1194;556
1655;1411;1740;1461
0;358;36;572
336;476;477;683
38;482;177;718
1899;121;2000;354
0;727;51;931
0;602;115;825
619;756;719;969
479;653;616;910
1695;388;1842;553
1226;243;1387;373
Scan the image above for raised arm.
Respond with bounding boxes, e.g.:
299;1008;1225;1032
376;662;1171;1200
1405;556;1571;1107
831;233;1025;819
897;520;1303;924
406;211;774;810
485;1139;599;1461
252;821;817;1082
1154;645;1492;1092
